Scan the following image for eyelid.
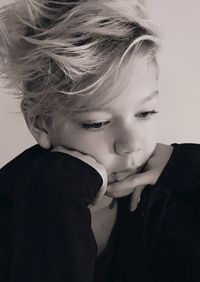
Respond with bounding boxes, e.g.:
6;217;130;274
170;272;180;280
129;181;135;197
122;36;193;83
81;119;108;123
74;112;112;122
81;120;110;125
81;120;110;131
135;110;158;118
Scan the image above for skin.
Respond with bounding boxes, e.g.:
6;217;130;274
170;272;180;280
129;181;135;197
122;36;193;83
30;55;173;211
28;54;173;255
50;57;159;181
51;55;160;204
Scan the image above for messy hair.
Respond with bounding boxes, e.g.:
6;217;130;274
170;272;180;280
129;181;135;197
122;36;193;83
0;0;160;123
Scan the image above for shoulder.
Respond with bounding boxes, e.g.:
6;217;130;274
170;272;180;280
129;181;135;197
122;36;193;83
172;143;200;161
0;144;47;174
0;145;46;196
170;143;200;169
148;143;200;239
156;143;200;193
148;143;200;222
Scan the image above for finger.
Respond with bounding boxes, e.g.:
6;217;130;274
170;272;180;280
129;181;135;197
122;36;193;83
106;183;144;199
105;186;133;198
106;169;156;198
130;185;145;212
52;147;99;169
51;146;66;153
52;146;83;158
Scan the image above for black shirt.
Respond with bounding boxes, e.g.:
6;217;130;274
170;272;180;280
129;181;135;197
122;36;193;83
0;143;200;281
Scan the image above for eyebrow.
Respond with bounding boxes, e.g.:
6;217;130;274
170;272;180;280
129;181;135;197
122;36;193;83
75;90;159;114
138;90;159;105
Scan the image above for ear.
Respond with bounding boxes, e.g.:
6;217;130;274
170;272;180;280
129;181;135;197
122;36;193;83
27;116;52;149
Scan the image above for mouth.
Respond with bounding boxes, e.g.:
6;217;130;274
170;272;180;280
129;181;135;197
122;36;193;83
107;158;149;185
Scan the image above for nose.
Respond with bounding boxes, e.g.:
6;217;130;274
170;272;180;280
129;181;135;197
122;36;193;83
114;126;142;156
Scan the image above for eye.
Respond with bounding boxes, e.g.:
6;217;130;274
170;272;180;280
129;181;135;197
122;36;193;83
81;121;110;131
136;110;158;119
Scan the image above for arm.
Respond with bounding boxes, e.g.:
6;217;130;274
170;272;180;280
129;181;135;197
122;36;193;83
9;152;103;282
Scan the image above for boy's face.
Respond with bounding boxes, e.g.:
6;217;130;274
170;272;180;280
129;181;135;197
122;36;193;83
49;57;159;183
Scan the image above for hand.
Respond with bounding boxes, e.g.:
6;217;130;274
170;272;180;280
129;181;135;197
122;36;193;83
52;146;107;204
106;143;173;212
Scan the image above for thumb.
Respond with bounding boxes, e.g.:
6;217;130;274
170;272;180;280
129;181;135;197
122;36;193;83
129;168;159;212
129;169;157;212
130;185;145;212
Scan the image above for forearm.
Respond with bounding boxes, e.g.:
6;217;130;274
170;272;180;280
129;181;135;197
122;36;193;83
7;152;102;281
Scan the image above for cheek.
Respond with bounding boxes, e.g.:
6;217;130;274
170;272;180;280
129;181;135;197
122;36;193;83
140;122;158;151
76;134;114;169
53;128;114;168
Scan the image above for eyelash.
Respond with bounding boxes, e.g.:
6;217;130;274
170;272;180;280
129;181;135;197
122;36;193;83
81;121;110;131
81;110;158;131
136;110;158;119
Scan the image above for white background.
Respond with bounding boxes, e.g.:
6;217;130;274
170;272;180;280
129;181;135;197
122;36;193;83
1;0;200;167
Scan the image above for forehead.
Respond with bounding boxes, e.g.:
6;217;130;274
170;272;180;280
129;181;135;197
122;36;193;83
77;55;158;113
112;56;157;98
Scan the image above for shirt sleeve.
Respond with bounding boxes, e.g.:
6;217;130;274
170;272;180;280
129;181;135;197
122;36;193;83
6;152;103;282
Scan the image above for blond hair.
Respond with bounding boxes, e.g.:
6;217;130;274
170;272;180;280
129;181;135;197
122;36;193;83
0;0;159;123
